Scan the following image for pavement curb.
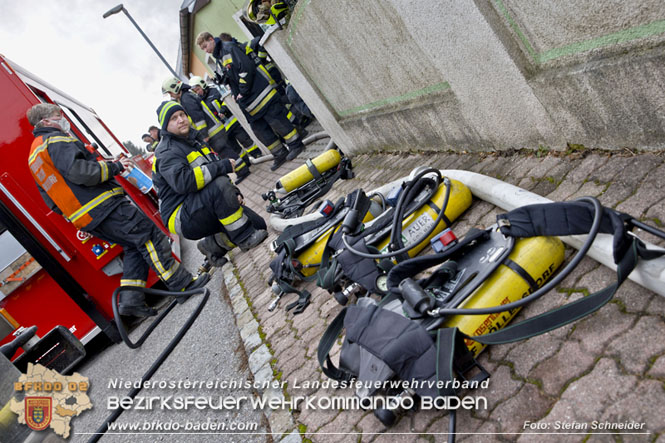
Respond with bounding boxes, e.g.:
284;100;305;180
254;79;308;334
221;262;303;443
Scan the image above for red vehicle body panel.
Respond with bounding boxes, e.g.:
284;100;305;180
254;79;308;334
0;55;176;359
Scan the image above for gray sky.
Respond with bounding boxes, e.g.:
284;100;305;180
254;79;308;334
1;0;188;149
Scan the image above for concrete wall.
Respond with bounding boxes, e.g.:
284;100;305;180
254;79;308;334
257;0;665;154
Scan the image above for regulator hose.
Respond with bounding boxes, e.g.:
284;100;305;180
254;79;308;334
342;169;451;260
392;196;604;316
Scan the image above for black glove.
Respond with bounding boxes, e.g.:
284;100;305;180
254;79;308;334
214;71;228;86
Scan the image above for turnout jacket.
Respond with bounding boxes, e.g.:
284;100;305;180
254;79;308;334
213;38;277;120
196;87;226;140
152;130;233;233
179;84;210;137
28;126;125;230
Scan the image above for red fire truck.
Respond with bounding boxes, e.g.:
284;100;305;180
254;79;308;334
0;55;178;364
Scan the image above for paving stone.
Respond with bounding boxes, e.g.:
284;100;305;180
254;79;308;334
613;278;654;314
253;362;274;387
243;330;263;352
475;365;522;417
601;379;665;434
567;180;606;199
308;410;356;442
526;156;567;182
505;333;565;379
572;302;635;353
542;358;637;424
647;354;665;378
269;409;296;437
566;154;611;184
249;344;273;374
605;315;665;374
231;293;250;315
237;304;256;328
647;294;665;317
531;340;596;397
545;180;581;202
489;383;552;435
239;317;259;341
279;429;303;443
459;420;500;443
589;155;633;184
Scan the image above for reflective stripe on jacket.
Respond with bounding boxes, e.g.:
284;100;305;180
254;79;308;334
28;127;125;230
152;130;233;232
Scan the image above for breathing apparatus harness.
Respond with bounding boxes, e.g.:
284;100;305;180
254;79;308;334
268;169;453;312
318;197;665;441
262;154;354;219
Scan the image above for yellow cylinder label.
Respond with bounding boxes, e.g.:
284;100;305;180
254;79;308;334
442;235;565;356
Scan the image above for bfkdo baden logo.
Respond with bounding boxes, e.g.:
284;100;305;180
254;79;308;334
25;397;52;431
10;363;92;439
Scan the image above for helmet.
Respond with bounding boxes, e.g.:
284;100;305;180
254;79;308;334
246;0;289;25
161;77;183;95
188;76;207;89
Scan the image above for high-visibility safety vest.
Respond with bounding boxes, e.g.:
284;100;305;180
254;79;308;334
28;132;123;229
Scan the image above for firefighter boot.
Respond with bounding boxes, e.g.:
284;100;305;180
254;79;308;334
236;228;269;252
118;289;157;318
270;148;289;171
197;235;231;268
176;272;211;304
286;143;305;161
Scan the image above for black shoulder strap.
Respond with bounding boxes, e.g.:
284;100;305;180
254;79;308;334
317;307;353;381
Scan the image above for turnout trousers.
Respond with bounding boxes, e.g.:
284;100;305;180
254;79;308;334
89;200;192;291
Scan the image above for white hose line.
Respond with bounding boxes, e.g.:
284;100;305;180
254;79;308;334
440;169;665;298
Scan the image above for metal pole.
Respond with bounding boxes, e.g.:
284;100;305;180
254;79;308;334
103;4;182;80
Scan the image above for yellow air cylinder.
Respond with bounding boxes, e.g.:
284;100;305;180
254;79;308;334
296;178;471;277
296;200;382;277
442;233;565;356
276;149;342;193
375;178;472;258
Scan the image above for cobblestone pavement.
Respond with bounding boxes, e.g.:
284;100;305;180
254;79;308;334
226;130;665;443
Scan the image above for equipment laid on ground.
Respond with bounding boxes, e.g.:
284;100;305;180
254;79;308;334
262;148;354;219
268;168;472;313
318;196;665;440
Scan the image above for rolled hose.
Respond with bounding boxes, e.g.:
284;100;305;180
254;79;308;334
271;167;665;297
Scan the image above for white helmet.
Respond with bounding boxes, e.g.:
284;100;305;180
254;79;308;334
161;77;183;95
188;76;207;89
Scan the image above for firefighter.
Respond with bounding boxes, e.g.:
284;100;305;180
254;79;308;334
152;101;268;265
142;133;158;152
25;103;209;318
161;77;244;173
148;125;161;142
197;31;305;171
188;76;251;184
245;36;306;130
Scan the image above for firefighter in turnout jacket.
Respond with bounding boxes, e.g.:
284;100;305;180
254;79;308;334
152;101;268;266
197;31;305;171
162;77;245;177
26;103;209;318
188;76;251;184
